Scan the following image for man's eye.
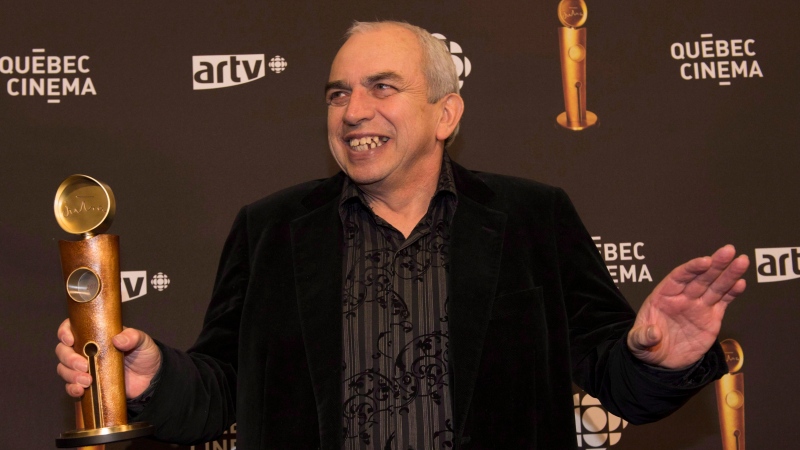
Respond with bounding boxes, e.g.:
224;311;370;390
327;91;349;106
373;83;396;98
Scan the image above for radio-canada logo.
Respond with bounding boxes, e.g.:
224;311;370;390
592;236;653;284
755;247;800;283
121;271;171;302
1;49;96;103
670;33;763;86
575;391;628;449
192;54;287;90
432;33;471;89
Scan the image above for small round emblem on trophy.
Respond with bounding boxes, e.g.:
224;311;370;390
54;174;116;238
558;0;588;28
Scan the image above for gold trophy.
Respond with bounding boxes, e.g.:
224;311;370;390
715;339;745;450
556;0;598;130
54;175;152;448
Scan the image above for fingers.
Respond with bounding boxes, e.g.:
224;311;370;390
682;245;738;296
701;253;748;300
57;318;74;347
717;276;748;306
55;337;91;398
663;246;748;300
57;361;91;397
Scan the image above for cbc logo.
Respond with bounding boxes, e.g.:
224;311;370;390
121;270;171;302
268;55;287;74
574;392;628;449
151;272;170;292
432;33;471;88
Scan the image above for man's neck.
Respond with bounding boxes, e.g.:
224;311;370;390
358;156;443;238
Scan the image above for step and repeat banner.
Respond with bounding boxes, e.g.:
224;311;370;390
1;1;797;449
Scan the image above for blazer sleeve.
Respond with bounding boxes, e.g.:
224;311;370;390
132;207;250;444
553;188;728;424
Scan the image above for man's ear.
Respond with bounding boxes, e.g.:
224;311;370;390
435;93;465;142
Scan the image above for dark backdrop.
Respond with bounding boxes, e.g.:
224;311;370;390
2;1;797;448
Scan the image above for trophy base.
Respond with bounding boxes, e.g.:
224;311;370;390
56;422;153;448
557;111;598;130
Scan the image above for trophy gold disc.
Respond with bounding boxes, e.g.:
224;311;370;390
558;0;588;28
54;174;116;238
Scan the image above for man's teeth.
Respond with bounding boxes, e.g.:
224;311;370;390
349;136;388;151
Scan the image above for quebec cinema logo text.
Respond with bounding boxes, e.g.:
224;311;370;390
592;236;653;284
192;54;287;90
755;247;800;283
1;49;97;103
670;33;763;86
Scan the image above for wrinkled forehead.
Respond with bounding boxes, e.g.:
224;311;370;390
329;25;424;80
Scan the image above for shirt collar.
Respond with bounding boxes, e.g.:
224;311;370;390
339;152;457;210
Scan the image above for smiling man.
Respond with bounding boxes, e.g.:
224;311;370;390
56;21;749;450
325;22;464;237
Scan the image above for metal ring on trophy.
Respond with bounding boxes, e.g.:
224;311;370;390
54;174;116;238
66;267;102;303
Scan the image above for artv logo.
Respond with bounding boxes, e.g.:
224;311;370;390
192;54;287;90
432;33;471;88
592;236;653;284
1;49;97;103
574;392;628;449
121;270;171;302
670;33;763;86
755;247;800;283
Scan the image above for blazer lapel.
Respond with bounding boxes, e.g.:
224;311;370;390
448;162;508;439
291;174;345;449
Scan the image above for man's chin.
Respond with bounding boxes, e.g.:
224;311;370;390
346;172;385;187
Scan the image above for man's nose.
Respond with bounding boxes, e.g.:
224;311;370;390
343;88;375;125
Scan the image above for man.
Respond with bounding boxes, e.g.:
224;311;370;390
56;21;749;449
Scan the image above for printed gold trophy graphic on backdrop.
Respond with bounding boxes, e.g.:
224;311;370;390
54;175;153;448
557;0;598;130
716;339;745;450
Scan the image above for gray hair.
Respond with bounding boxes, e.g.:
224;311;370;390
345;21;461;147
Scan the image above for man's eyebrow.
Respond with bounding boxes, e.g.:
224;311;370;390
325;72;405;93
325;80;350;93
363;71;403;86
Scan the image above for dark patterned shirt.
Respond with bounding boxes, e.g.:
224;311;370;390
339;155;458;450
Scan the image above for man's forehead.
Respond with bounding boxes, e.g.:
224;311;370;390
343;23;418;49
328;26;423;82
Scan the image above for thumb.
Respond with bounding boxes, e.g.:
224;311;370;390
112;327;150;353
627;325;662;352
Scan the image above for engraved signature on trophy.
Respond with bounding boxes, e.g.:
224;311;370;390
561;9;584;20
62;200;107;217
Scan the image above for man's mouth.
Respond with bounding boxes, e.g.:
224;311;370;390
348;136;390;151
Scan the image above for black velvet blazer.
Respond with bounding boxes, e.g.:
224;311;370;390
138;161;727;449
